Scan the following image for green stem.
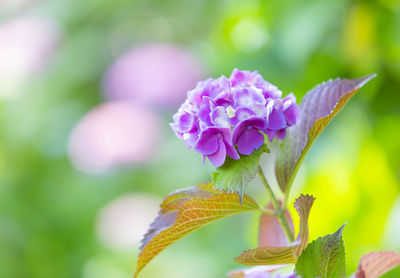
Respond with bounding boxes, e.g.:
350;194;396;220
283;142;312;208
258;166;295;242
259;207;277;215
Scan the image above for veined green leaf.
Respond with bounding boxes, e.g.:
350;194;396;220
295;224;346;278
212;144;269;200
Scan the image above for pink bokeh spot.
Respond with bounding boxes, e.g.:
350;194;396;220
96;194;160;251
0;16;59;76
68;102;162;174
103;43;203;108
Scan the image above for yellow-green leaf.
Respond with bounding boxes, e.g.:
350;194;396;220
275;75;376;193
135;183;260;277
293;194;315;256
234;194;315;266
234;246;298;265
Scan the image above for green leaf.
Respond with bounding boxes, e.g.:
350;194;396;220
212;144;269;200
295;224;346;278
134;183;260;278
275;75;376;193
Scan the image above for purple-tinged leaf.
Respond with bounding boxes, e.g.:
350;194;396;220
275;75;376;193
355;251;400;278
139;184;218;249
135;183;260;277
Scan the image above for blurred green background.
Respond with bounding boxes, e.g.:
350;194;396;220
0;0;400;277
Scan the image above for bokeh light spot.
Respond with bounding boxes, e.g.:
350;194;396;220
96;194;160;251
103;44;204;108
0;16;59;98
230;18;268;53
68;102;162;174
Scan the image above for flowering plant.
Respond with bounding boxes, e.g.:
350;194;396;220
170;69;299;167
134;70;400;278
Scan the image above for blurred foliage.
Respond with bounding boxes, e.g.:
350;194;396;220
0;0;399;277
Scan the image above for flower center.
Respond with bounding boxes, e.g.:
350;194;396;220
226;106;235;118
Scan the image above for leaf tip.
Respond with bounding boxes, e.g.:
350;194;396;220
233;255;241;264
133;267;141;278
353;73;377;89
293;194;316;210
334;223;346;238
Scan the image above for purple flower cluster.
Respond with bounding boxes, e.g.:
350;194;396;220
170;69;300;167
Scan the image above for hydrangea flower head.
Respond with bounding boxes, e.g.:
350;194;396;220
170;69;300;167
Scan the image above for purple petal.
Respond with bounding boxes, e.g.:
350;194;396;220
233;87;252;108
265;127;286;141
226;143;240;160
182;129;199;147
275;129;287;140
261;83;283;99
283;104;300;126
282;93;300;126
210;106;229;127
169;122;183;138
233;116;267;145
194;129;219;155
229;68;246;86
198;102;212;125
208;76;230;99
230;107;255;126
187;78;215;106
236;128;265;155
253;102;267;118
282;92;296;108
195;126;233;155
233;87;265;109
229;68;263;88
177;112;195;132
214;89;233;107
265;129;275;142
268;108;286;130
247;116;268;130
217;126;234;145
207;138;226;167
